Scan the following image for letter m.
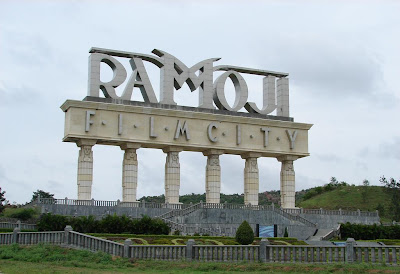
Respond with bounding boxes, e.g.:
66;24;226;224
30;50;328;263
153;49;220;109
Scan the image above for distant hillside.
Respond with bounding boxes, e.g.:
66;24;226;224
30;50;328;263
297;185;391;219
139;191;283;206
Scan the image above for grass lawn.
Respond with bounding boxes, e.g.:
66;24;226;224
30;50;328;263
0;244;399;273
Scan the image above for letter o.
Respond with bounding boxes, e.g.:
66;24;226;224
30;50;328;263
213;71;249;112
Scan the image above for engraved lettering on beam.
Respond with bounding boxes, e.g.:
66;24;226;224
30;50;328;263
149;117;157;138
207;122;219;143
260;127;270;147
85;110;95;132
286;130;298;149
118;114;123;135
174;120;190;141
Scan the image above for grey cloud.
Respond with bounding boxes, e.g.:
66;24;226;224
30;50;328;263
378;137;400;160
314;153;342;162
0;86;42;107
258;36;385;99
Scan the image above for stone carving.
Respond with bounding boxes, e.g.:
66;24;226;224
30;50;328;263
245;158;258;173
208;155;220;167
124;149;137;163
87;47;289;117
166;152;180;167
80;146;93;162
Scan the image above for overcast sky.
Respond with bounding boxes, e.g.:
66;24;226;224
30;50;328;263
0;0;399;204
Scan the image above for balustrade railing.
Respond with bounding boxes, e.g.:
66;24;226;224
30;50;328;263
0;222;37;230
354;246;400;264
17;231;64;245
0;233;13;245
130;245;186;260
36;198;379;218
0;229;399;265
194;245;259;262
266;245;346;263
69;231;124;256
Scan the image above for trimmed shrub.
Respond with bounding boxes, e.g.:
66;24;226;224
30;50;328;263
37;213;68;231
6;208;38;221
284;227;289;237
36;214;170;235
235;221;254;245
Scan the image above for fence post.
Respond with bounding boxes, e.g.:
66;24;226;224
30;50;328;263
64;225;73;245
124;239;132;258
345;238;356;263
186;239;195;261
259;239;268;263
12;227;20;244
16;220;21;229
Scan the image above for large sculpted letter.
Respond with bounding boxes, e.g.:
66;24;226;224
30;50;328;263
245;75;277;115
88;53;127;98
213;71;249;112
122;58;158;103
152;49;220;109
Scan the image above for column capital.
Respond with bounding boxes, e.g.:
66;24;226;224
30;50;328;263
120;143;141;150
241;152;262;159
162;146;183;153
277;155;298;162
202;149;224;156
76;139;97;147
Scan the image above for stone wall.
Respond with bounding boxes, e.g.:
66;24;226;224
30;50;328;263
299;214;380;229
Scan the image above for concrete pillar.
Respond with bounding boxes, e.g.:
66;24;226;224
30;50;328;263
163;147;182;204
186;239;195;261
120;143;141;202
277;155;298;208
203;150;223;204
346;238;356;263
76;139;96;200
242;153;261;205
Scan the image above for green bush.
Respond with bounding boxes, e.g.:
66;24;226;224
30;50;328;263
284;227;289;237
36;214;170;235
340;222;400;240
235;221;254;245
37;214;68;231
6;208;38;221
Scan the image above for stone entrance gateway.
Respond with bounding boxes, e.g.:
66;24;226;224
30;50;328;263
60;47;312;209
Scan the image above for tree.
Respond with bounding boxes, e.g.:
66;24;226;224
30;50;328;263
235;221;254;245
0;187;5;214
284;227;289;237
380;176;400;221
31;190;54;202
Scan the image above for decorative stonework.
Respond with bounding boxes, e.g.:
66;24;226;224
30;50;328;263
205;154;221;203
122;148;138;202
77;143;94;200
164;148;182;204
278;155;298;209
243;156;260;205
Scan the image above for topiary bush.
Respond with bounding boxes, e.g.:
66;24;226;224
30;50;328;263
235;221;254;245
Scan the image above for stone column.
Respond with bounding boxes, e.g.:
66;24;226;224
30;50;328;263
76;139;96;200
163;147;182;204
120;143;141;202
277;155;298;208
203;150;224;204
242;153;261;205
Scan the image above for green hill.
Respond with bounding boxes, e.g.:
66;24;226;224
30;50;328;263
298;185;390;219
